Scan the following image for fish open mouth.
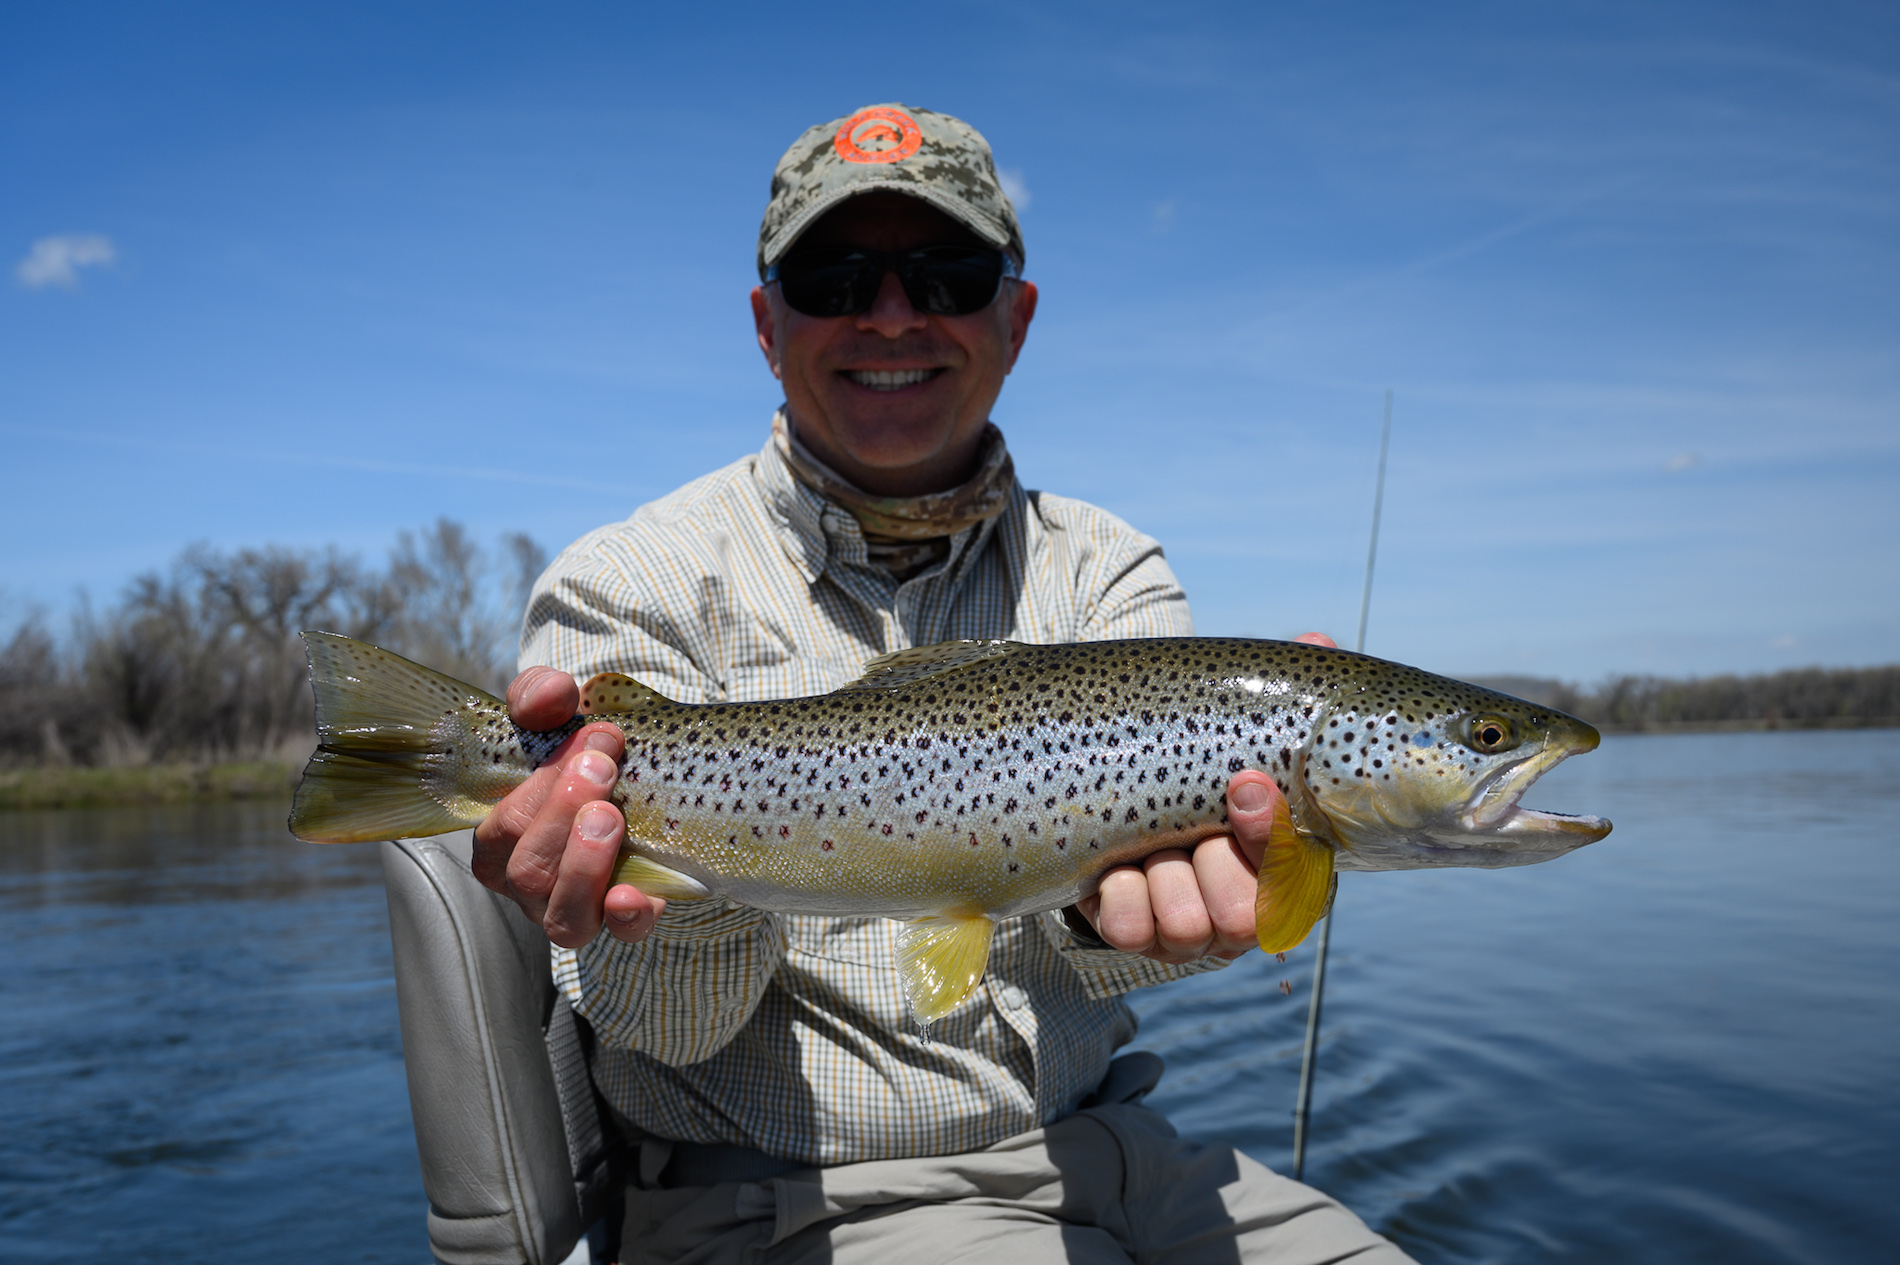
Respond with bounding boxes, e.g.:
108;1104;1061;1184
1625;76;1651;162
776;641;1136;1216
1461;738;1611;843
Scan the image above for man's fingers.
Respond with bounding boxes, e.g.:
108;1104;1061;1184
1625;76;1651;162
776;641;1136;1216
507;665;583;730
472;764;561;892
1223;772;1284;871
502;748;621;924
541;801;623;948
1142;849;1214;962
1191;834;1262;957
1293;631;1338;648
1092;865;1155;954
603;884;667;944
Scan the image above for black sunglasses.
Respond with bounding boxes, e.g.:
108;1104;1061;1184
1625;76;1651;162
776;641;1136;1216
766;245;1020;318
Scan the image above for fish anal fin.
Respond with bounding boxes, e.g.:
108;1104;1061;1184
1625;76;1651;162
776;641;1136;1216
1254;792;1337;954
895;911;996;1023
579;672;661;715
835;640;1025;693
610;851;712;901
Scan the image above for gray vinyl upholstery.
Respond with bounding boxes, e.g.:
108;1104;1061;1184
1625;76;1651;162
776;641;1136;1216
381;834;625;1265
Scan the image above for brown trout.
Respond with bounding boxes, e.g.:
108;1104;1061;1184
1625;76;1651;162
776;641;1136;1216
290;632;1609;1020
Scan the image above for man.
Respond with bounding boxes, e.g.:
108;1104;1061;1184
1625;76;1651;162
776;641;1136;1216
474;104;1413;1263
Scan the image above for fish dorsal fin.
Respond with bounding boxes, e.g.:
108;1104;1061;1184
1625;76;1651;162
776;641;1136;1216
1254;789;1338;953
895;911;996;1023
578;672;662;715
835;639;1026;693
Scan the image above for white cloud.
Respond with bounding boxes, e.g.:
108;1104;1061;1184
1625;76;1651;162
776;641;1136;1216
998;168;1031;212
1664;451;1701;472
16;234;116;289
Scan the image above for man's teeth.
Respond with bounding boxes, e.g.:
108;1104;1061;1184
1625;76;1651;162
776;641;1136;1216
846;368;938;391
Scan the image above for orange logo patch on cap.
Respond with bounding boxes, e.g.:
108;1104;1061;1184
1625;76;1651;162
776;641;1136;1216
834;107;923;165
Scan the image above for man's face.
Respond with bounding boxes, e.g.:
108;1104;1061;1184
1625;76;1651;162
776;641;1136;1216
751;192;1037;497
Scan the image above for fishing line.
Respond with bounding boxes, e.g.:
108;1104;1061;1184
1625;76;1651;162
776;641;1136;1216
1292;388;1392;1182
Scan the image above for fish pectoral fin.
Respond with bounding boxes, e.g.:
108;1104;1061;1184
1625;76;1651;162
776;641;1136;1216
1254;796;1337;954
834;640;1026;693
610;851;712;901
894;912;996;1023
579;672;662;714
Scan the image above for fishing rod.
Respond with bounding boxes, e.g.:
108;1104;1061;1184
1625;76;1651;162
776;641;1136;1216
1292;388;1392;1182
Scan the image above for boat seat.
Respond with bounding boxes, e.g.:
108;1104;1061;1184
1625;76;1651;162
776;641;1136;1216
381;833;626;1265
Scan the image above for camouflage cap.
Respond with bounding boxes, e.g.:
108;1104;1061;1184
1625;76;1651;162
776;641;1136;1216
757;103;1024;279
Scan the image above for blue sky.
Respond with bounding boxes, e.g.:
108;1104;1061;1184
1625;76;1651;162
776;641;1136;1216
4;0;1895;682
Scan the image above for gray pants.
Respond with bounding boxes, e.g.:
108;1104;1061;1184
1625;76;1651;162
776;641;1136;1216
621;1105;1415;1264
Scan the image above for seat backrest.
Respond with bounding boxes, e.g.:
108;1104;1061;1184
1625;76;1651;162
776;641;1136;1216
381;834;624;1265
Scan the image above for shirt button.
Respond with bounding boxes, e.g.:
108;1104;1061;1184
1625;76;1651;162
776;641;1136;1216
998;984;1027;1010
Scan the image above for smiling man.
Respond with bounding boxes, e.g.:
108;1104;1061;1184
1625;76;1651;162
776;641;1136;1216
472;104;1412;1264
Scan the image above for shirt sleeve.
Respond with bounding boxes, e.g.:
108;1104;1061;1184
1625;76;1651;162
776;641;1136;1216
525;523;788;1066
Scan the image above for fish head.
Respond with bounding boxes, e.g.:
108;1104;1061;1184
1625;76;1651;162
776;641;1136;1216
1297;672;1611;872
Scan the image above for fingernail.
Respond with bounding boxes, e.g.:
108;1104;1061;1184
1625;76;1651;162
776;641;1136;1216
1231;781;1268;813
578;805;619;842
575;751;615;786
584;730;620;754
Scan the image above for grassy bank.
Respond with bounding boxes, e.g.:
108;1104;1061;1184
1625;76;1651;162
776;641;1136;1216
0;761;300;811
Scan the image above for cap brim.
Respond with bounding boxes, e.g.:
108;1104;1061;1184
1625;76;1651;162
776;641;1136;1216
759;181;1014;276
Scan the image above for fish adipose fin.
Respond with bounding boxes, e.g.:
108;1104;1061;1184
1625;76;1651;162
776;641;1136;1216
895;911;996;1022
610;851;713;901
579;672;662;714
290;632;495;844
835;640;1026;693
1254;792;1337;953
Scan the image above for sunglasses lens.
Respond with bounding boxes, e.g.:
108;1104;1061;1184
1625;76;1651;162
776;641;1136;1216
901;248;1005;315
776;253;880;317
774;247;1007;317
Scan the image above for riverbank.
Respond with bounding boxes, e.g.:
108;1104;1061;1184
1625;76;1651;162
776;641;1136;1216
0;762;299;811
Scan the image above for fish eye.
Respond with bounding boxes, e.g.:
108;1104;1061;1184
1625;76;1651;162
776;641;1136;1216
1460;714;1519;755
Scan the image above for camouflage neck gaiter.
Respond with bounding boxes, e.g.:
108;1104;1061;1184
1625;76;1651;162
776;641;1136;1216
773;411;1015;580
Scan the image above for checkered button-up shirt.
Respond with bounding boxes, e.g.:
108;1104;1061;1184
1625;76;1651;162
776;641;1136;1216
525;421;1228;1165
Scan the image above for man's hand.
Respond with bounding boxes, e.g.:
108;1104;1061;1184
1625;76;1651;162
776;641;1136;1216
471;666;666;949
1073;630;1337;964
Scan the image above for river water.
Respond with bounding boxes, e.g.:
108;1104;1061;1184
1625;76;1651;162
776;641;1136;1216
2;729;1895;1262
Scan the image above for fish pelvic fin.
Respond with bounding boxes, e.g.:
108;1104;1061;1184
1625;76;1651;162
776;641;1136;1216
1254;791;1338;954
895;911;996;1023
579;672;663;714
610;851;713;901
289;632;497;844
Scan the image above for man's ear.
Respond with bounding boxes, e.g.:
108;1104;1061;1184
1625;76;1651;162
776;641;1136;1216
1003;280;1038;374
751;286;783;380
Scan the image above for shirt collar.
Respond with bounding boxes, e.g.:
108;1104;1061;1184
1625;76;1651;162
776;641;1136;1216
753;409;1019;590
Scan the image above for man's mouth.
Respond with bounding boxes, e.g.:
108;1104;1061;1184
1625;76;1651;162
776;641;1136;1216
843;368;943;391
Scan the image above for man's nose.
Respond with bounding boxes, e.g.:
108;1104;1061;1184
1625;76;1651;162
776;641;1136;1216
856;269;927;337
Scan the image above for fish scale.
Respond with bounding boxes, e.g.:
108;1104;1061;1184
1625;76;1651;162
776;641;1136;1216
290;632;1611;1021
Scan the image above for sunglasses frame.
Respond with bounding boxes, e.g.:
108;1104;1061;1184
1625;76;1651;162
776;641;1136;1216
765;245;1022;318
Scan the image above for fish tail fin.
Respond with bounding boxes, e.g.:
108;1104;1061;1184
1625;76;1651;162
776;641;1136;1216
1254;790;1337;953
289;632;497;844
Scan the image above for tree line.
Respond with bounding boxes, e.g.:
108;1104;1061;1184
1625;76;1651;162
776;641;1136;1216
1520;666;1900;732
0;520;544;768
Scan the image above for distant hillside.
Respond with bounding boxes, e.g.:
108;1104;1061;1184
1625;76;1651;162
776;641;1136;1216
1471;666;1900;732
